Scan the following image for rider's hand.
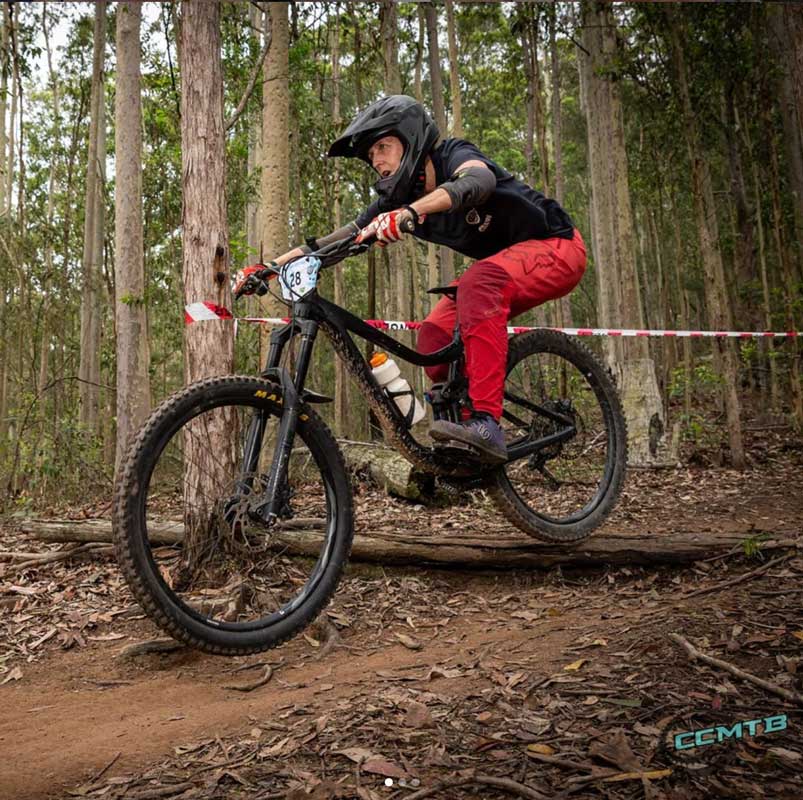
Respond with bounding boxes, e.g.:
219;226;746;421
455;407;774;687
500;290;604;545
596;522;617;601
233;263;276;298
356;207;422;246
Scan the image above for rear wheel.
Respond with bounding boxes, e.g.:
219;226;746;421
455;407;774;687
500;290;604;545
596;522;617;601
113;376;353;655
490;330;627;543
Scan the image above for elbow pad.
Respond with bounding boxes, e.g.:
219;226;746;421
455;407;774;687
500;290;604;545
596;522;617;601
440;166;496;211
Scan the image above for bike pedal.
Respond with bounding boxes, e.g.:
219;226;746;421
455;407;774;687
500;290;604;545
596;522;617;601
433;441;485;461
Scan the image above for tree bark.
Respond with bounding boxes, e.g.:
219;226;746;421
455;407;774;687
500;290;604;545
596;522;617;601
0;4;8;214
331;11;349;438
78;1;106;435
23;518;795;570
578;1;673;467
444;0;462;138
768;127;803;428
667;9;745;467
179;0;236;560
549;7;573;329
114;1;150;472
423;1;454;285
259;2;290;361
245;3;263;267
767;4;803;279
38;2;62;399
3;2;14;218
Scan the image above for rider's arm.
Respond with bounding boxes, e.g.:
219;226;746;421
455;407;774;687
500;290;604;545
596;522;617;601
272;221;361;265
408;159;495;219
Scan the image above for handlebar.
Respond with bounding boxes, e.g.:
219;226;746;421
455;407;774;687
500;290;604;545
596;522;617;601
234;216;415;302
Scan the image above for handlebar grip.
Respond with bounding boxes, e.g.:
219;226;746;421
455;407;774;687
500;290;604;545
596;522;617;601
400;217;416;234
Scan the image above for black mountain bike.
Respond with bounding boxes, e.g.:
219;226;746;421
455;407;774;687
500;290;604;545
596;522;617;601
113;232;627;655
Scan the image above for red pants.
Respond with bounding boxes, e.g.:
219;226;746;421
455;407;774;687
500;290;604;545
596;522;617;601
417;229;587;418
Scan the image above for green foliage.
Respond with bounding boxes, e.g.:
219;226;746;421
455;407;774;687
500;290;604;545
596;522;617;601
669;362;725;401
4;1;803;508
742;531;771;558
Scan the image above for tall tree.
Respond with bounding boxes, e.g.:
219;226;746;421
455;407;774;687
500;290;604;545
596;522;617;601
767;5;803;277
78;1;106;434
259;2;290;360
667;8;745;467
444;0;462;138
330;10;348;437
423;1;454;285
37;2;62;398
0;4;8;214
114;1;150;470
550;6;572;328
579;1;673;467
179;0;235;555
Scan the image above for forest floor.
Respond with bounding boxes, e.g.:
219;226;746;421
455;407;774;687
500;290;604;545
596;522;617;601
1;424;802;800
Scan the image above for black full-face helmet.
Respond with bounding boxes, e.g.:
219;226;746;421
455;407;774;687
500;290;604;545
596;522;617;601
328;95;439;210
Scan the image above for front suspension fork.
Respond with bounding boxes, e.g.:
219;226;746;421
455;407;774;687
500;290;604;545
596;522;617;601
251;316;319;524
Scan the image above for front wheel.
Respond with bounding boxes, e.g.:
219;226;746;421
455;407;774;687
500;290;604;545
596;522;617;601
490;330;627;543
112;375;353;655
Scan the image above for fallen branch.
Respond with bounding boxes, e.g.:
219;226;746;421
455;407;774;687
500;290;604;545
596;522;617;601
403;773;548;800
5;543;112;577
669;633;803;706
126;783;194;800
1;550;63;561
223;665;273;692
683;553;791;599
524;751;593;771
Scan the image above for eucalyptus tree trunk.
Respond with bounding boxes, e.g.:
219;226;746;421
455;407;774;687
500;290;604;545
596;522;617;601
78;1;106;435
751;156;780;412
38;3;61;398
414;5;439;306
549;7;573;328
521;8;536;190
0;5;8;213
423;1;454;285
179;0;236;559
330;11;348;438
259;2;290;362
444;0;462;138
767;4;803;279
579;1;673;467
380;0;408;316
245;2;263;266
667;9;744;467
768;128;803;428
114;1;150;471
3;2;15;219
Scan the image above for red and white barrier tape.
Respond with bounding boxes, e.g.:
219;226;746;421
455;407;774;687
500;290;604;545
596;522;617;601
185;303;799;338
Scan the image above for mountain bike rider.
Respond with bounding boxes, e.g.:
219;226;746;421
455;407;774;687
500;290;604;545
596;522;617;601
240;95;586;464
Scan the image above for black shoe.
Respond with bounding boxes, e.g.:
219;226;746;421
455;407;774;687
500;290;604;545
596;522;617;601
430;415;507;464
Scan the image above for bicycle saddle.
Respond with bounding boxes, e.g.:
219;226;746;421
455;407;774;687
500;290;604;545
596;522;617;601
427;286;458;300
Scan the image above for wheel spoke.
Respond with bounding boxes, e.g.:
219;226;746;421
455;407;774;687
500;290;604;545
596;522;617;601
491;332;626;542
115;377;351;654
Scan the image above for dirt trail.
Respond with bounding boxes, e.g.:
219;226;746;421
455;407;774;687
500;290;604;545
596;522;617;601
0;602;583;800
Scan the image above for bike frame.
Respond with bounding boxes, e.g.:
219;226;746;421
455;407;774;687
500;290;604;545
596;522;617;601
240;245;577;523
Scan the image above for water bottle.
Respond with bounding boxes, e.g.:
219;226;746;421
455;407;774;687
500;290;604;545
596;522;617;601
369;352;426;426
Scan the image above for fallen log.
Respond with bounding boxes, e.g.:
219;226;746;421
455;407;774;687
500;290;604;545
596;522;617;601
19;518;799;569
338;442;440;503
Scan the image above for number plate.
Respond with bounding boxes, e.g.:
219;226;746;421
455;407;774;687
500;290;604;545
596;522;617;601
280;257;321;301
